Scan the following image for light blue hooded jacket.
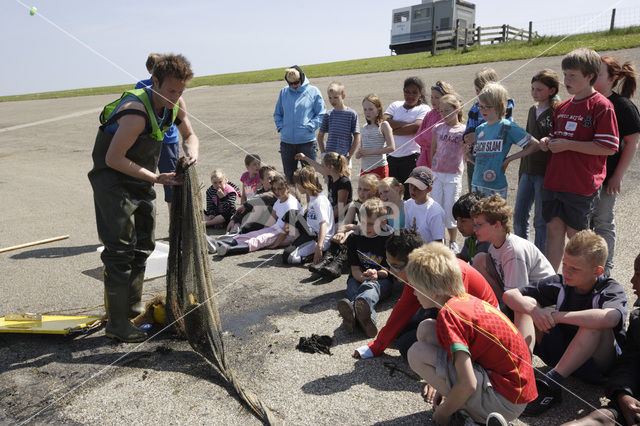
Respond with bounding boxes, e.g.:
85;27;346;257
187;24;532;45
274;78;326;145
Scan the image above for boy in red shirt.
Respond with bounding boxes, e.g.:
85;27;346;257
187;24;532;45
406;242;536;425
541;48;619;271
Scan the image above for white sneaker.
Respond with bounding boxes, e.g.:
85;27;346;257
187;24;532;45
206;236;218;254
486;412;510;426
449;241;459;254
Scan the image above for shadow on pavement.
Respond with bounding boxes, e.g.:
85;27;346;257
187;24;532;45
10;244;101;259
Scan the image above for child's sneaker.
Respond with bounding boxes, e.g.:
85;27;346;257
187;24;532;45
486;412;510;426
337;299;355;332
522;378;562;416
354;298;378;338
449;241;459;254
206;236;218;254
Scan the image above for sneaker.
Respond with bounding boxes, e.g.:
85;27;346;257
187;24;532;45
217;242;229;256
486;412;510;426
354;298;378;338
449;241;460;254
337;299;355;333
206;236;218;254
522;378;562;416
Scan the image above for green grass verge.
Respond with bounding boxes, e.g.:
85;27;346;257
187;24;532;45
2;26;639;103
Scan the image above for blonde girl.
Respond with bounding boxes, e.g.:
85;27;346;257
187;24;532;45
415;80;456;168
282;167;335;265
378;177;405;229
356;94;395;178
430;94;466;251
296;151;352;219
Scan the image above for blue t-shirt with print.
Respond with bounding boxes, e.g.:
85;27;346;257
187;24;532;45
472;119;531;190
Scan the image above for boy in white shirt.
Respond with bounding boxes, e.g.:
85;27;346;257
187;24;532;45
403;166;445;243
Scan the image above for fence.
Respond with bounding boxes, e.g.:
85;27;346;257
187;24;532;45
430;24;539;55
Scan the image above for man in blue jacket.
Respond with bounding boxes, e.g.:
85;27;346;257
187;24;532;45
274;65;326;183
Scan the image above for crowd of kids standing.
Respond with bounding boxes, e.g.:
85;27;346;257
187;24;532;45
173;49;640;425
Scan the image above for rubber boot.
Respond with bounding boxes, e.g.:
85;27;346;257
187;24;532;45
319;244;348;280
128;268;145;318
281;245;297;264
218;243;249;256
105;283;147;343
309;242;338;274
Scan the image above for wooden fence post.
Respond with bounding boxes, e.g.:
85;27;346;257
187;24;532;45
476;26;481;45
454;26;459;50
502;24;507;42
464;28;469;50
610;8;616;31
431;31;438;56
528;21;533;42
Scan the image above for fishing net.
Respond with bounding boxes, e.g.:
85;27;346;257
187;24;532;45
166;157;276;424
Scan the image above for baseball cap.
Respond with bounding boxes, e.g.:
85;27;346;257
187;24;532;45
404;166;434;190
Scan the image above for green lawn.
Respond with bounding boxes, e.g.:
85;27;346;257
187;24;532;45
2;26;639;103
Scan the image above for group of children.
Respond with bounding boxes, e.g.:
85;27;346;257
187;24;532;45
198;47;640;425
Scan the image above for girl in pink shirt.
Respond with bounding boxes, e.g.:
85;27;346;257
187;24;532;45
415;81;456;167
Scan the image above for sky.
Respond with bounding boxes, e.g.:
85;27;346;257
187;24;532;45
1;0;637;96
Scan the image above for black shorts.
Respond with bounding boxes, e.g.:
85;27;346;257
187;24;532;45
541;188;599;231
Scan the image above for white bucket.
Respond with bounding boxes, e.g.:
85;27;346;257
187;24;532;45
96;242;169;280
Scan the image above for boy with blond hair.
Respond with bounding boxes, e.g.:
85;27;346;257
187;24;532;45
337;198;393;337
471;82;540;198
503;230;628;416
318;81;361;161
406;242;536;425
541;48;619;271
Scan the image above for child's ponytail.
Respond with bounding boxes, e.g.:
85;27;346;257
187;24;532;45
602;56;637;99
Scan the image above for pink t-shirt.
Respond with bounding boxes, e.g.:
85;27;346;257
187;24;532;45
431;122;466;175
240;171;261;199
415;109;442;167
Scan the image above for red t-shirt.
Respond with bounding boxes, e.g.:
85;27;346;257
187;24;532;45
437;294;537;404
543;92;618;196
367;259;497;356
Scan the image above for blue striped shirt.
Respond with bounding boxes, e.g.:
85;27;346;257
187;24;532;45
320;107;360;156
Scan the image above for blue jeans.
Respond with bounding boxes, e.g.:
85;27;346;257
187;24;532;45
513;173;546;252
279;141;317;183
591;189;617;275
470;184;507;200
346;276;393;325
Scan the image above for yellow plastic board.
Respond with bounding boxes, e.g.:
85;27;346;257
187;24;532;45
0;314;102;334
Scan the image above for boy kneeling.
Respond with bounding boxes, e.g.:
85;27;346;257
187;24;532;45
503;230;628;416
407;243;537;425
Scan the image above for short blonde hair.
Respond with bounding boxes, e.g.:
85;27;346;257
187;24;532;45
470;194;512;233
478;82;508;119
474;68;499;91
210;169;225;182
328;81;344;95
565;230;608;268
293;167;322;196
407;243;465;298
359;174;380;198
361;197;387;219
380;177;403;194
285;68;300;83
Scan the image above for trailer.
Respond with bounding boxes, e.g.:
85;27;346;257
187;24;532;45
390;0;476;54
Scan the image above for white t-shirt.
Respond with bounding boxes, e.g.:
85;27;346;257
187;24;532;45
489;233;556;291
307;194;335;244
384;101;430;158
273;194;302;228
403;197;445;242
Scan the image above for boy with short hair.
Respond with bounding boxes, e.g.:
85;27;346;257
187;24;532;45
403;166;445;243
470;194;555;302
240;154;261;203
353;228;498;360
318;82;361;162
337;198;393;338
407;242;537;425
503;230;628;416
471;82;540;199
541;48;619;271
452;191;490;264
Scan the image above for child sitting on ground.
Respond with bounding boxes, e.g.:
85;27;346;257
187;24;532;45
407;242;537;425
317;81;361;162
225;166;278;235
452;191;490;264
470;194;555;302
337;198;394;337
295;151;352;220
404;166;445;243
353;228;497;360
240;154;261;203
214;175;301;256
281;167;335;265
378;177;405;229
204;169;239;228
471;82;540;199
503;230;628;416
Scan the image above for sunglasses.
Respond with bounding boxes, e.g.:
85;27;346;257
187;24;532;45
287;80;301;86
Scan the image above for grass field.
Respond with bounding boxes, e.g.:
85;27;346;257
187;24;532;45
2;26;639;103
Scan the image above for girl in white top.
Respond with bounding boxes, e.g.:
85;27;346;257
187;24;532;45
216;175;301;256
430;94;467;252
356;93;395;178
